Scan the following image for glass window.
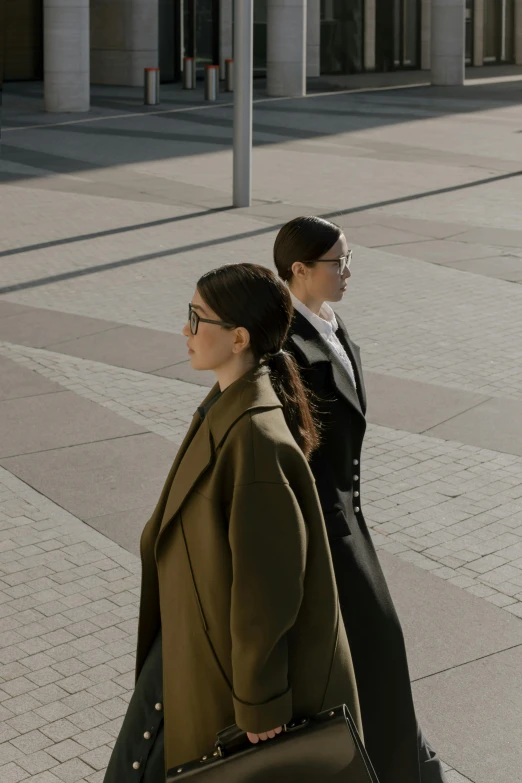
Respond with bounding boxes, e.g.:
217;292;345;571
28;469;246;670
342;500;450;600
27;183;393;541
320;0;364;75
376;0;419;71
484;0;515;63
465;0;474;63
183;0;219;71
484;0;500;60
254;0;268;72
402;0;419;67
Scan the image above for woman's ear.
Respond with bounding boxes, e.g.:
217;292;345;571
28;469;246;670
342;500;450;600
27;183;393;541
291;261;308;279
232;327;251;355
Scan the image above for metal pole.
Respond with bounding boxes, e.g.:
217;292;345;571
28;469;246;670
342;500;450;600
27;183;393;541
144;68;160;105
183;57;195;89
205;65;219;100
233;0;253;208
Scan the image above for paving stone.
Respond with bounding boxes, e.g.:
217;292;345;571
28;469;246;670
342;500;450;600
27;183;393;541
87;681;125;701
27;667;65;686
7;710;47;734
48;739;88;764
26;772;63;783
16;750;59;775
51;758;94;783
41;719;81;743
10;729;54;754
32;684;70;705
2;693;43;715
79;745;112;771
35;702;76;723
85;773;105;783
67;708;108;732
0;723;19;743
94;696;128;720
52;659;89;678
0;762;30;783
73;727;113;751
0;742;23;766
1;675;38;697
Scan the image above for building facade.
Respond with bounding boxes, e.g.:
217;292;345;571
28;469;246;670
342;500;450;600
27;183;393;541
2;0;522;109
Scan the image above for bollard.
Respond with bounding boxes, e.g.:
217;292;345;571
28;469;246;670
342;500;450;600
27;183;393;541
225;59;234;92
183;57;196;89
205;65;219;101
144;68;160;105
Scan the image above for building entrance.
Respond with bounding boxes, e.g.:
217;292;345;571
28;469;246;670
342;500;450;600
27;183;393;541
159;0;220;83
376;0;420;71
484;0;515;63
2;0;43;82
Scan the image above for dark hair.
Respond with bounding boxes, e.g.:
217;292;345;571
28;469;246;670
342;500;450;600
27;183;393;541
273;216;343;281
197;263;319;458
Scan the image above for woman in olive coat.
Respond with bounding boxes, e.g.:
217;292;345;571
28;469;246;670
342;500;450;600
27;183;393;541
274;216;447;783
103;263;361;780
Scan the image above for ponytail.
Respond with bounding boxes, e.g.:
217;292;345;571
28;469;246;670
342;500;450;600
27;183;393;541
196;264;319;457
265;350;320;460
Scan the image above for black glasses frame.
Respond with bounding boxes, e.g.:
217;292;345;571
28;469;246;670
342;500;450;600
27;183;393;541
303;249;352;274
188;303;236;335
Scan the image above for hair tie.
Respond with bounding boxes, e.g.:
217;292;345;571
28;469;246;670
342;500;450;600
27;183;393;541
268;349;285;359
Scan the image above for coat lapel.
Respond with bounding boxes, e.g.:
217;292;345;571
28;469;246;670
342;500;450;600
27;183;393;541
155;371;282;551
157;418;214;540
154;383;220;551
289;311;365;420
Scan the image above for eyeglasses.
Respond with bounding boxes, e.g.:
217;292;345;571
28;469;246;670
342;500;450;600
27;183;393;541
304;250;352;275
188;303;236;336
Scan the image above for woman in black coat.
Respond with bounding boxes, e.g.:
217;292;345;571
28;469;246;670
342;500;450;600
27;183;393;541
274;216;447;783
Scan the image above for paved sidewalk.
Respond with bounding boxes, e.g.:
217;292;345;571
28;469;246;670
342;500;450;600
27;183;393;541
2;76;522;782
1;340;522;620
0;467;139;783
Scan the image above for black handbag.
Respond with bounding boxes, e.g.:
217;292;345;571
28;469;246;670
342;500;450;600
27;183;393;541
166;704;380;782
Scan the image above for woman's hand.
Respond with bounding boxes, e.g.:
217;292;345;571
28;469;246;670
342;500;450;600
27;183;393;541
247;726;283;744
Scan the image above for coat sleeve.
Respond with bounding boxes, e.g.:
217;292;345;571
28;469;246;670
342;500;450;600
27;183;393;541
228;480;308;734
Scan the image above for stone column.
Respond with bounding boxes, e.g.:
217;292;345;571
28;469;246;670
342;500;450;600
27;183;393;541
431;0;465;85
220;0;233;79
515;0;522;65
44;0;90;112
421;0;431;70
90;0;158;86
473;0;484;66
267;0;307;97
307;0;320;77
364;0;376;71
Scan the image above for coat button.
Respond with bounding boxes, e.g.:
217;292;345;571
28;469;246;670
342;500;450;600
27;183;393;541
353;475;359;482
353;459;359;466
354;491;359;497
354;507;360;513
155;703;163;711
144;731;151;740
133;761;141;770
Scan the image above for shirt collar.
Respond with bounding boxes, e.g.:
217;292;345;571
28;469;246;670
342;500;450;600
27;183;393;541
290;291;338;336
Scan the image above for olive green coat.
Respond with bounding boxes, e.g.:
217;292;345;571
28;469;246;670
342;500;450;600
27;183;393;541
136;368;361;771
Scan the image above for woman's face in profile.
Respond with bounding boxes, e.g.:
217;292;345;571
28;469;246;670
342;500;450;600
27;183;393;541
308;234;352;304
182;289;238;371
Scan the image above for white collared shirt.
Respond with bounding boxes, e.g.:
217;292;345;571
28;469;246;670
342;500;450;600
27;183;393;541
290;292;357;389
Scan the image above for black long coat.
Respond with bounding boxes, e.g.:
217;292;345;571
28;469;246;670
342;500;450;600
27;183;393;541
285;310;421;783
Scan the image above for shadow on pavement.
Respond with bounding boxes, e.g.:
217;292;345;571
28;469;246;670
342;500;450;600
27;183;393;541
1;166;522;295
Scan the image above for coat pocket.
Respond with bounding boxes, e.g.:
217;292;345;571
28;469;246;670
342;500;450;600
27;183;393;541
180;516;208;632
324;508;352;541
179;516;233;692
